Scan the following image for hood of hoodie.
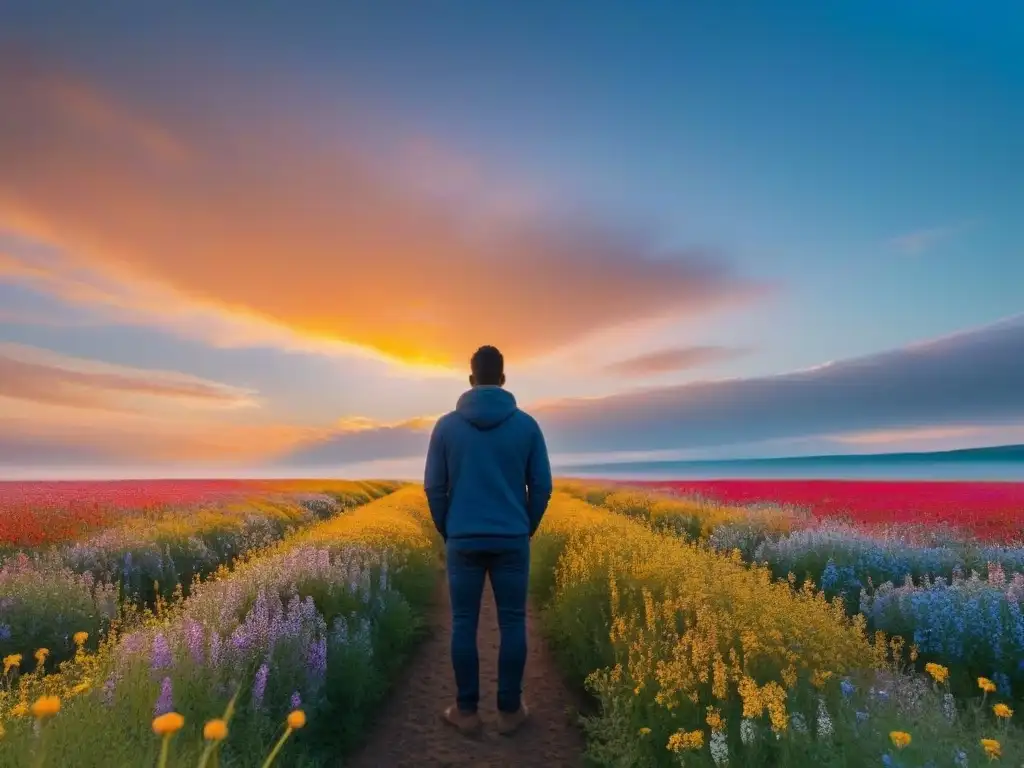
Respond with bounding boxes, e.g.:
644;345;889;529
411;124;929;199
455;386;519;431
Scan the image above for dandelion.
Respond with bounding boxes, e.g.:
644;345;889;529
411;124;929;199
890;731;911;749
152;712;184;768
3;653;21;674
925;663;949;684
980;738;1001;760
30;696;60;719
204;719;228;741
152;711;184;735
261;710;307;767
978;677;996;694
73;631;89;647
992;703;1012;720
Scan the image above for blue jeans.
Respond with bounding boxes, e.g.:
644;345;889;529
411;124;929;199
446;538;529;714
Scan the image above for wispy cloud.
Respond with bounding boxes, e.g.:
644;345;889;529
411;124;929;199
267;313;1024;466
889;219;974;255
0;342;257;412
602;345;750;377
0;58;766;369
2;315;1022;472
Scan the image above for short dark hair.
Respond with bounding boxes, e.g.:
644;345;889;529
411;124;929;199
470;345;504;385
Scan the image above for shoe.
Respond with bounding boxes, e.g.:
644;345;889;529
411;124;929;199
496;702;529;735
441;704;482;735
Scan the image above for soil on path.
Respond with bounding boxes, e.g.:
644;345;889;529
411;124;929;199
346;576;586;767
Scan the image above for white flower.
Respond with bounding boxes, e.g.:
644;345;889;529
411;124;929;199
943;693;957;722
791;712;808;734
816;698;833;738
740;718;758;746
710;729;729;766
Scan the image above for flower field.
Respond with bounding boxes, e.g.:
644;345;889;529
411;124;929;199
2;478;1022;765
1;480;402;669
631;479;1024;542
0;485;438;766
548;481;1023;764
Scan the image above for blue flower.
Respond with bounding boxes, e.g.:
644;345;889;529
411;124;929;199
840;678;855;698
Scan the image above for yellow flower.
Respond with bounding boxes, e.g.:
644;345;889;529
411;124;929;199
979;677;997;694
925;663;949;684
11;702;29;718
667;729;704;752
2;653;22;674
706;706;724;732
287;710;306;730
810;669;833;689
639;727;652;736
889;731;911;749
993;703;1013;720
73;631;89;646
30;695;61;719
981;738;1001;759
71;681;92;696
152;712;185;736
34;648;49;667
204;718;229;741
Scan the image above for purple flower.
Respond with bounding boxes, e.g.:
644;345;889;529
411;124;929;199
290;691;302;710
252;663;269;710
209;632;222;669
151;633;172;670
154;676;174;716
184;620;205;666
102;675;118;707
306;636;327;689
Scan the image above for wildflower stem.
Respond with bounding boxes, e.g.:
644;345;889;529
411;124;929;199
157;734;171;768
196;742;218;768
259;726;294;768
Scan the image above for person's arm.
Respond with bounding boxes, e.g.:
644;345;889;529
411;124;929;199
423;421;450;540
525;425;553;536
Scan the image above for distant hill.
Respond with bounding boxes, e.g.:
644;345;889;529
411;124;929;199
558;443;1024;478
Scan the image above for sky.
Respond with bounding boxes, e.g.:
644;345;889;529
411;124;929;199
1;1;1023;479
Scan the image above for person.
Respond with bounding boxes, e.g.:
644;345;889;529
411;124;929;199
423;345;553;736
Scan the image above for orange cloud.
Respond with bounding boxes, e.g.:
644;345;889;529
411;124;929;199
0;59;765;368
0;343;257;413
602;345;750;377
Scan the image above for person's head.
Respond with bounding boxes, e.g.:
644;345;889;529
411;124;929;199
469;345;505;388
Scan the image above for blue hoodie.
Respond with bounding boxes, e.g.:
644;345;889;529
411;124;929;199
423;386;552;543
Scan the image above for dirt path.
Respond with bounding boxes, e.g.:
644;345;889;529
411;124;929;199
346;576;586;767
